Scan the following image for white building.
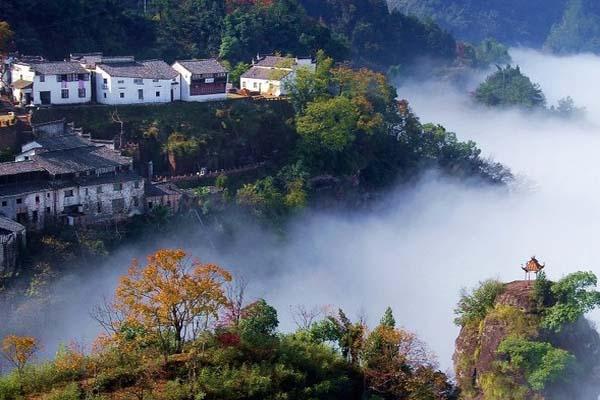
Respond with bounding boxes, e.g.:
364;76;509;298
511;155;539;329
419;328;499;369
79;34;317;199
240;55;315;96
93;57;180;105
0;120;144;230
172;59;228;102
10;61;92;106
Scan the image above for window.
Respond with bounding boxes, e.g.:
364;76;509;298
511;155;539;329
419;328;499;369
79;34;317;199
148;201;153;209
253;82;257;89
117;80;124;84
152;79;159;82
138;89;143;100
112;198;125;213
16;198;22;204
113;183;123;191
46;207;51;213
97;202;102;213
120;92;125;98
1;201;6;207
35;196;39;203
61;89;69;99
134;181;140;189
103;78;108;84
32;210;38;223
155;91;160;97
39;74;45;82
84;188;89;196
242;81;246;89
133;197;139;207
78;88;86;98
97;186;103;194
78;73;88;81
46;193;50;198
64;189;74;197
103;93;107;99
134;78;143;85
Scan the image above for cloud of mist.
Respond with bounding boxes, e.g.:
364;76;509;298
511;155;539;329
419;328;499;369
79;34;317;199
4;48;600;374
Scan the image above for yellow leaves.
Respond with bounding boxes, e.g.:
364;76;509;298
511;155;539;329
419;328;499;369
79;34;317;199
1;335;39;371
112;248;233;352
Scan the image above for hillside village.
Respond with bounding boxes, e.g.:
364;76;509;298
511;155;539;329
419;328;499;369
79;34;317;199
0;52;316;274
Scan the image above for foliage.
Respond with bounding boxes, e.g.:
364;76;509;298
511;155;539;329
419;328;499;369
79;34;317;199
238;299;279;347
496;335;574;391
0;21;13;55
113;249;232;353
475;65;546;108
545;0;600;54
454;279;505;326
226;62;251;88
389;0;567;47
1;335;39;373
550;96;586;119
541;271;600;332
47;382;81;400
532;271;553;309
380;307;396;328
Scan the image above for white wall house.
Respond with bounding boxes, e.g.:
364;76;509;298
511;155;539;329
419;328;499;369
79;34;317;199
240;56;315;97
94;58;180;105
172;59;228;102
10;61;92;106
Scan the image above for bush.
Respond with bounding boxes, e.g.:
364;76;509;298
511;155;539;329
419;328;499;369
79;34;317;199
454;280;505;326
541;271;600;332
0;373;21;400
47;383;80;400
164;379;193;400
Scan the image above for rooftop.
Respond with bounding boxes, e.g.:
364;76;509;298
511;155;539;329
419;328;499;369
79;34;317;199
11;79;33;90
19;61;89;75
34;134;92;153
255;56;297;68
0;160;44;176
175;59;227;75
98;60;178;79
146;182;185;197
0;217;25;233
35;146;131;175
241;66;292;80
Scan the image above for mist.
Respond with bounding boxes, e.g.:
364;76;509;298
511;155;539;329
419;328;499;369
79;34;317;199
4;48;600;372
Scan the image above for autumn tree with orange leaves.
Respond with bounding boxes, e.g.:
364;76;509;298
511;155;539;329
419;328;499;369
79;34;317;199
1;335;39;374
99;249;232;356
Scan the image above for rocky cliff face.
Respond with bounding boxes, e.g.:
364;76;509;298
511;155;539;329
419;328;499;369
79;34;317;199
454;280;600;400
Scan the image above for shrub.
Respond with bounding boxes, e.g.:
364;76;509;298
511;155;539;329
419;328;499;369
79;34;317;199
47;382;80;400
164;379;193;400
454;280;505;326
541;271;600;332
0;373;21;400
497;335;574;391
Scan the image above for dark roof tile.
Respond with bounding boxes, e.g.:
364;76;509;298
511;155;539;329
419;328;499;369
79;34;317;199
176;59;227;75
98;60;178;79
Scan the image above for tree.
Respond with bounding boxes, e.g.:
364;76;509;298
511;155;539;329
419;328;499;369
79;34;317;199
0;21;14;55
454;280;505;326
114;249;232;354
541;271;600;332
296;96;359;152
380;307;396;328
238;299;279;347
475;65;546;108
1;335;39;374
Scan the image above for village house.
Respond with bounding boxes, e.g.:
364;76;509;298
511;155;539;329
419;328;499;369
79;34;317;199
92;56;180;105
240;55;315;96
10;60;92;106
0;217;26;277
0;120;145;230
145;182;188;215
172;59;228;102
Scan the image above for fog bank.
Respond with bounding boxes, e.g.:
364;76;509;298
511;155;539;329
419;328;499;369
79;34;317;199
4;48;600;372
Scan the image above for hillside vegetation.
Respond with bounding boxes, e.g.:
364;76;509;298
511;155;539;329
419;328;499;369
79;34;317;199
454;273;600;400
0;249;459;400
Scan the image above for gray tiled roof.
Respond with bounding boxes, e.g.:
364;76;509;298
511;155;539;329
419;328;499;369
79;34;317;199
255;56;296;68
176;59;227;75
35;146;131;175
27;61;88;75
146;182;184;197
98;60;178;79
241;66;292;80
0;217;25;233
35;134;91;152
0;161;44;175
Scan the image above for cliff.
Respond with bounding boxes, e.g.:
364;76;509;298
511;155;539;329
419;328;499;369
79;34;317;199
454;279;600;400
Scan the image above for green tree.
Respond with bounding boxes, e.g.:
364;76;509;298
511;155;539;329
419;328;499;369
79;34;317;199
239;299;279;347
542;271;600;332
380;307;396;328
475;65;546;108
454;280;505;326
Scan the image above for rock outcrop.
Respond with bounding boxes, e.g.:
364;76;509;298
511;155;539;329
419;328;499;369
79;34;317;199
454;280;600;400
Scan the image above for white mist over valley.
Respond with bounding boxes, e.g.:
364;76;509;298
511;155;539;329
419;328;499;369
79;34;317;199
6;48;600;372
